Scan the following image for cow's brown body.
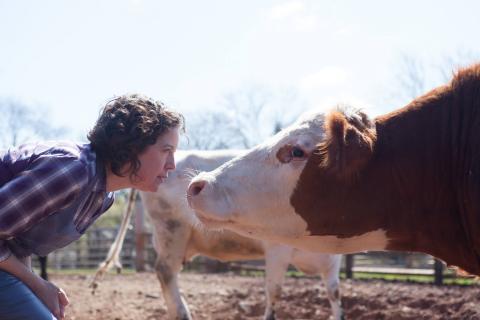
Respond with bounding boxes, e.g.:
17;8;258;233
292;64;480;274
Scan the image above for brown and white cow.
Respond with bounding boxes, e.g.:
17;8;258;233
138;150;343;320
187;63;480;276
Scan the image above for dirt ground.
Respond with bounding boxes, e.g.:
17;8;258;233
54;272;480;320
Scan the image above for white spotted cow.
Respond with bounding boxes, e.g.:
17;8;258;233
141;149;344;320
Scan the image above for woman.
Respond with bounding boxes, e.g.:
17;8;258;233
0;93;184;320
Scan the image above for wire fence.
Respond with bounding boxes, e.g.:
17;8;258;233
32;227;155;270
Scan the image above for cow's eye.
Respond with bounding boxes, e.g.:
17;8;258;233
291;147;305;158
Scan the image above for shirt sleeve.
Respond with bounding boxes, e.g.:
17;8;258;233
0;156;89;260
0;240;11;261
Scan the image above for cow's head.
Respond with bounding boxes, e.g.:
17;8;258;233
187;108;377;243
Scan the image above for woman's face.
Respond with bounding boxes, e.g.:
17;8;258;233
131;127;180;192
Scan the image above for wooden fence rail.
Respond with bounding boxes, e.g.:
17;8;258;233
33;227;458;286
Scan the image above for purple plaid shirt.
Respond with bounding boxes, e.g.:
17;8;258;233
0;141;114;261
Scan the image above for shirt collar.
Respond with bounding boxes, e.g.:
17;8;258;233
82;144;108;193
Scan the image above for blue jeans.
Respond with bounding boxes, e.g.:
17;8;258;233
0;270;55;320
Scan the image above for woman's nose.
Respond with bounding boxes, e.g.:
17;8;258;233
166;155;176;170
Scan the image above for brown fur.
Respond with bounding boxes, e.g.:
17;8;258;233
318;109;376;180
291;63;480;275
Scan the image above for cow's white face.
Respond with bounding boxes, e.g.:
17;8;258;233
187;111;325;241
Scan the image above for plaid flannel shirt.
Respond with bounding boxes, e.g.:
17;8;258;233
0;141;114;261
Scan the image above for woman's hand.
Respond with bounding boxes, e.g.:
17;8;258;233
33;278;70;320
58;287;70;319
0;254;70;319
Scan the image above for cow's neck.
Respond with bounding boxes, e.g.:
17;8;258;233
292;87;480;274
375;100;480;273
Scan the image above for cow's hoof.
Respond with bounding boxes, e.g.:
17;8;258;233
264;311;276;320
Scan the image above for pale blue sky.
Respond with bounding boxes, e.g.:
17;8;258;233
1;0;479;139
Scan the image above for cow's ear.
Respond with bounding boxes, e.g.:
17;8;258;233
317;110;376;179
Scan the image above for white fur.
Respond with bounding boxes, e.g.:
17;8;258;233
135;149;342;320
188;110;391;257
286;229;389;254
188;112;323;239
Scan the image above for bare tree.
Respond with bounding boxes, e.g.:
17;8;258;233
438;50;480;82
222;86;269;148
268;88;305;134
396;54;426;101
0;99;68;149
182;86;306;150
181;111;245;150
386;51;480;110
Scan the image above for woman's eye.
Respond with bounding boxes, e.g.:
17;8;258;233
291;147;305;158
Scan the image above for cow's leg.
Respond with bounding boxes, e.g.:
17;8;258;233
320;256;344;320
155;256;191;320
263;244;291;320
152;223;192;320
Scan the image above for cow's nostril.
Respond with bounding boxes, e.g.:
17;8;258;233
189;180;206;196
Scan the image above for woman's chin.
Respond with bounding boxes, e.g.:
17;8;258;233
134;182;160;193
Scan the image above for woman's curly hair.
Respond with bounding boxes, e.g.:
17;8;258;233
88;93;184;179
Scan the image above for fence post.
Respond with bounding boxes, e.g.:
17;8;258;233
345;254;354;279
134;197;146;272
434;259;443;285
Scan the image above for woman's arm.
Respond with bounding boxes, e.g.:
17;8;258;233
0;254;69;320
